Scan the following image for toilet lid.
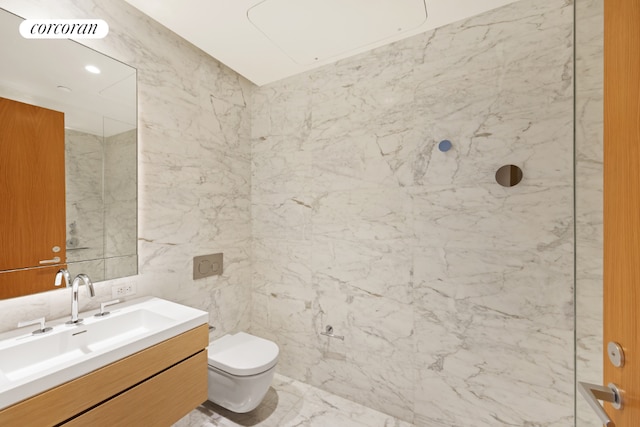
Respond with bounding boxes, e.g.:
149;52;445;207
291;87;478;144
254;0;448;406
207;332;279;376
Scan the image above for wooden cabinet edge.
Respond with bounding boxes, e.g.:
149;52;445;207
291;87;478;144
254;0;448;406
0;323;208;427
64;351;208;426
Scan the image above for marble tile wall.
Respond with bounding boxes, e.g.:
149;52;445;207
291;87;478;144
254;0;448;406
0;0;252;340
64;129;107;282
104;128;138;279
104;129;137;259
64;128;137;281
0;0;603;425
250;0;576;425
65;129;105;263
575;0;604;425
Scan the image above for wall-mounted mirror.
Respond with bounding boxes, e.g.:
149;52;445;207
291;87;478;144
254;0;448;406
0;8;137;299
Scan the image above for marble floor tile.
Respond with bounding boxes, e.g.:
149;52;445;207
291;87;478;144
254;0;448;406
174;374;413;427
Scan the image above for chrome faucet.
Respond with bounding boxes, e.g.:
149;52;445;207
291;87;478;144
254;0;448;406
55;270;95;324
54;268;71;288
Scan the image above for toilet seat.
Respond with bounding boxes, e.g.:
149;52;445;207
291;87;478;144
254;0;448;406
208;332;279;376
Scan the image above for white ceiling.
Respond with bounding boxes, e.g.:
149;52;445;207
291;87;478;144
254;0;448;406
123;0;521;86
0;9;136;136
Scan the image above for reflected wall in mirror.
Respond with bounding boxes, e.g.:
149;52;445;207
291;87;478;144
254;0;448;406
0;8;137;299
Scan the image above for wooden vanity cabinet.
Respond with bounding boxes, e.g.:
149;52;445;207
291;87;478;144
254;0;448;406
0;324;208;427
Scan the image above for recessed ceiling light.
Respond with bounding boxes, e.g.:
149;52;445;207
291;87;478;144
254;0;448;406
57;85;72;92
85;65;101;74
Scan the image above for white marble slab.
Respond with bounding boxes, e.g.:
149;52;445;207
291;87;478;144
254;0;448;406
0;0;252;354
173;374;413;427
251;0;576;424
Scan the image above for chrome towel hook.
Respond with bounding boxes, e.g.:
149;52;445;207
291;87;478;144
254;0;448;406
320;325;344;341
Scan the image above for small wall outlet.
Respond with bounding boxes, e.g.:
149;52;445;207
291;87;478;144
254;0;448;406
112;283;136;299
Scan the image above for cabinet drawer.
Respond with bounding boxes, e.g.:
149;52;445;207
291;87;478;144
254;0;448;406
63;350;207;426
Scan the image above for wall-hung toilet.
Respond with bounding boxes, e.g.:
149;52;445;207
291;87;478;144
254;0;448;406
207;332;279;413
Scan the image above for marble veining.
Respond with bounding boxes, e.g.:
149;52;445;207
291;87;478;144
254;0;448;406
251;0;575;425
575;0;604;425
64;127;137;281
0;0;252;346
65;129;105;263
0;0;605;425
174;374;413;427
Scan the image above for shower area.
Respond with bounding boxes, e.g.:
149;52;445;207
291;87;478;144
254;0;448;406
247;0;604;425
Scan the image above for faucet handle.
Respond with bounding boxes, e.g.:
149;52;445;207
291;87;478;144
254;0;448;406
95;299;120;317
18;317;52;335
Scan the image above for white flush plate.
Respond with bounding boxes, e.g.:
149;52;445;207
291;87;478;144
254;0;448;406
248;0;427;65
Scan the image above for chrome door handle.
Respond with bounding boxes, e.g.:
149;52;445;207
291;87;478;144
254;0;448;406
39;256;61;265
578;381;622;427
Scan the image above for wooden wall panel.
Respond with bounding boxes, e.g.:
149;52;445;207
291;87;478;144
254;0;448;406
603;0;640;424
0;97;66;271
0;265;67;299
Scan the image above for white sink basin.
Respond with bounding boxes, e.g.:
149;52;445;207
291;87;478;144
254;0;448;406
0;297;208;410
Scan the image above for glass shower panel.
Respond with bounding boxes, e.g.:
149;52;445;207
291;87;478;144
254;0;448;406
575;0;604;425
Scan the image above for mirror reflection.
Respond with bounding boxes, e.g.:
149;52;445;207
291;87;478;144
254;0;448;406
0;8;137;299
495;164;523;187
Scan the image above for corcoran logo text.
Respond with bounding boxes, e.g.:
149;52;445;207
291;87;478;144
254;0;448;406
19;19;109;39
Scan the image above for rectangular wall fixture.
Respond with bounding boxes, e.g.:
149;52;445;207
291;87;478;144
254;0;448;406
193;253;223;279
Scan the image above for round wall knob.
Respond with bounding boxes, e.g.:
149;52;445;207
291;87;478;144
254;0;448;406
495;164;523;187
438;140;452;152
607;341;625;368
